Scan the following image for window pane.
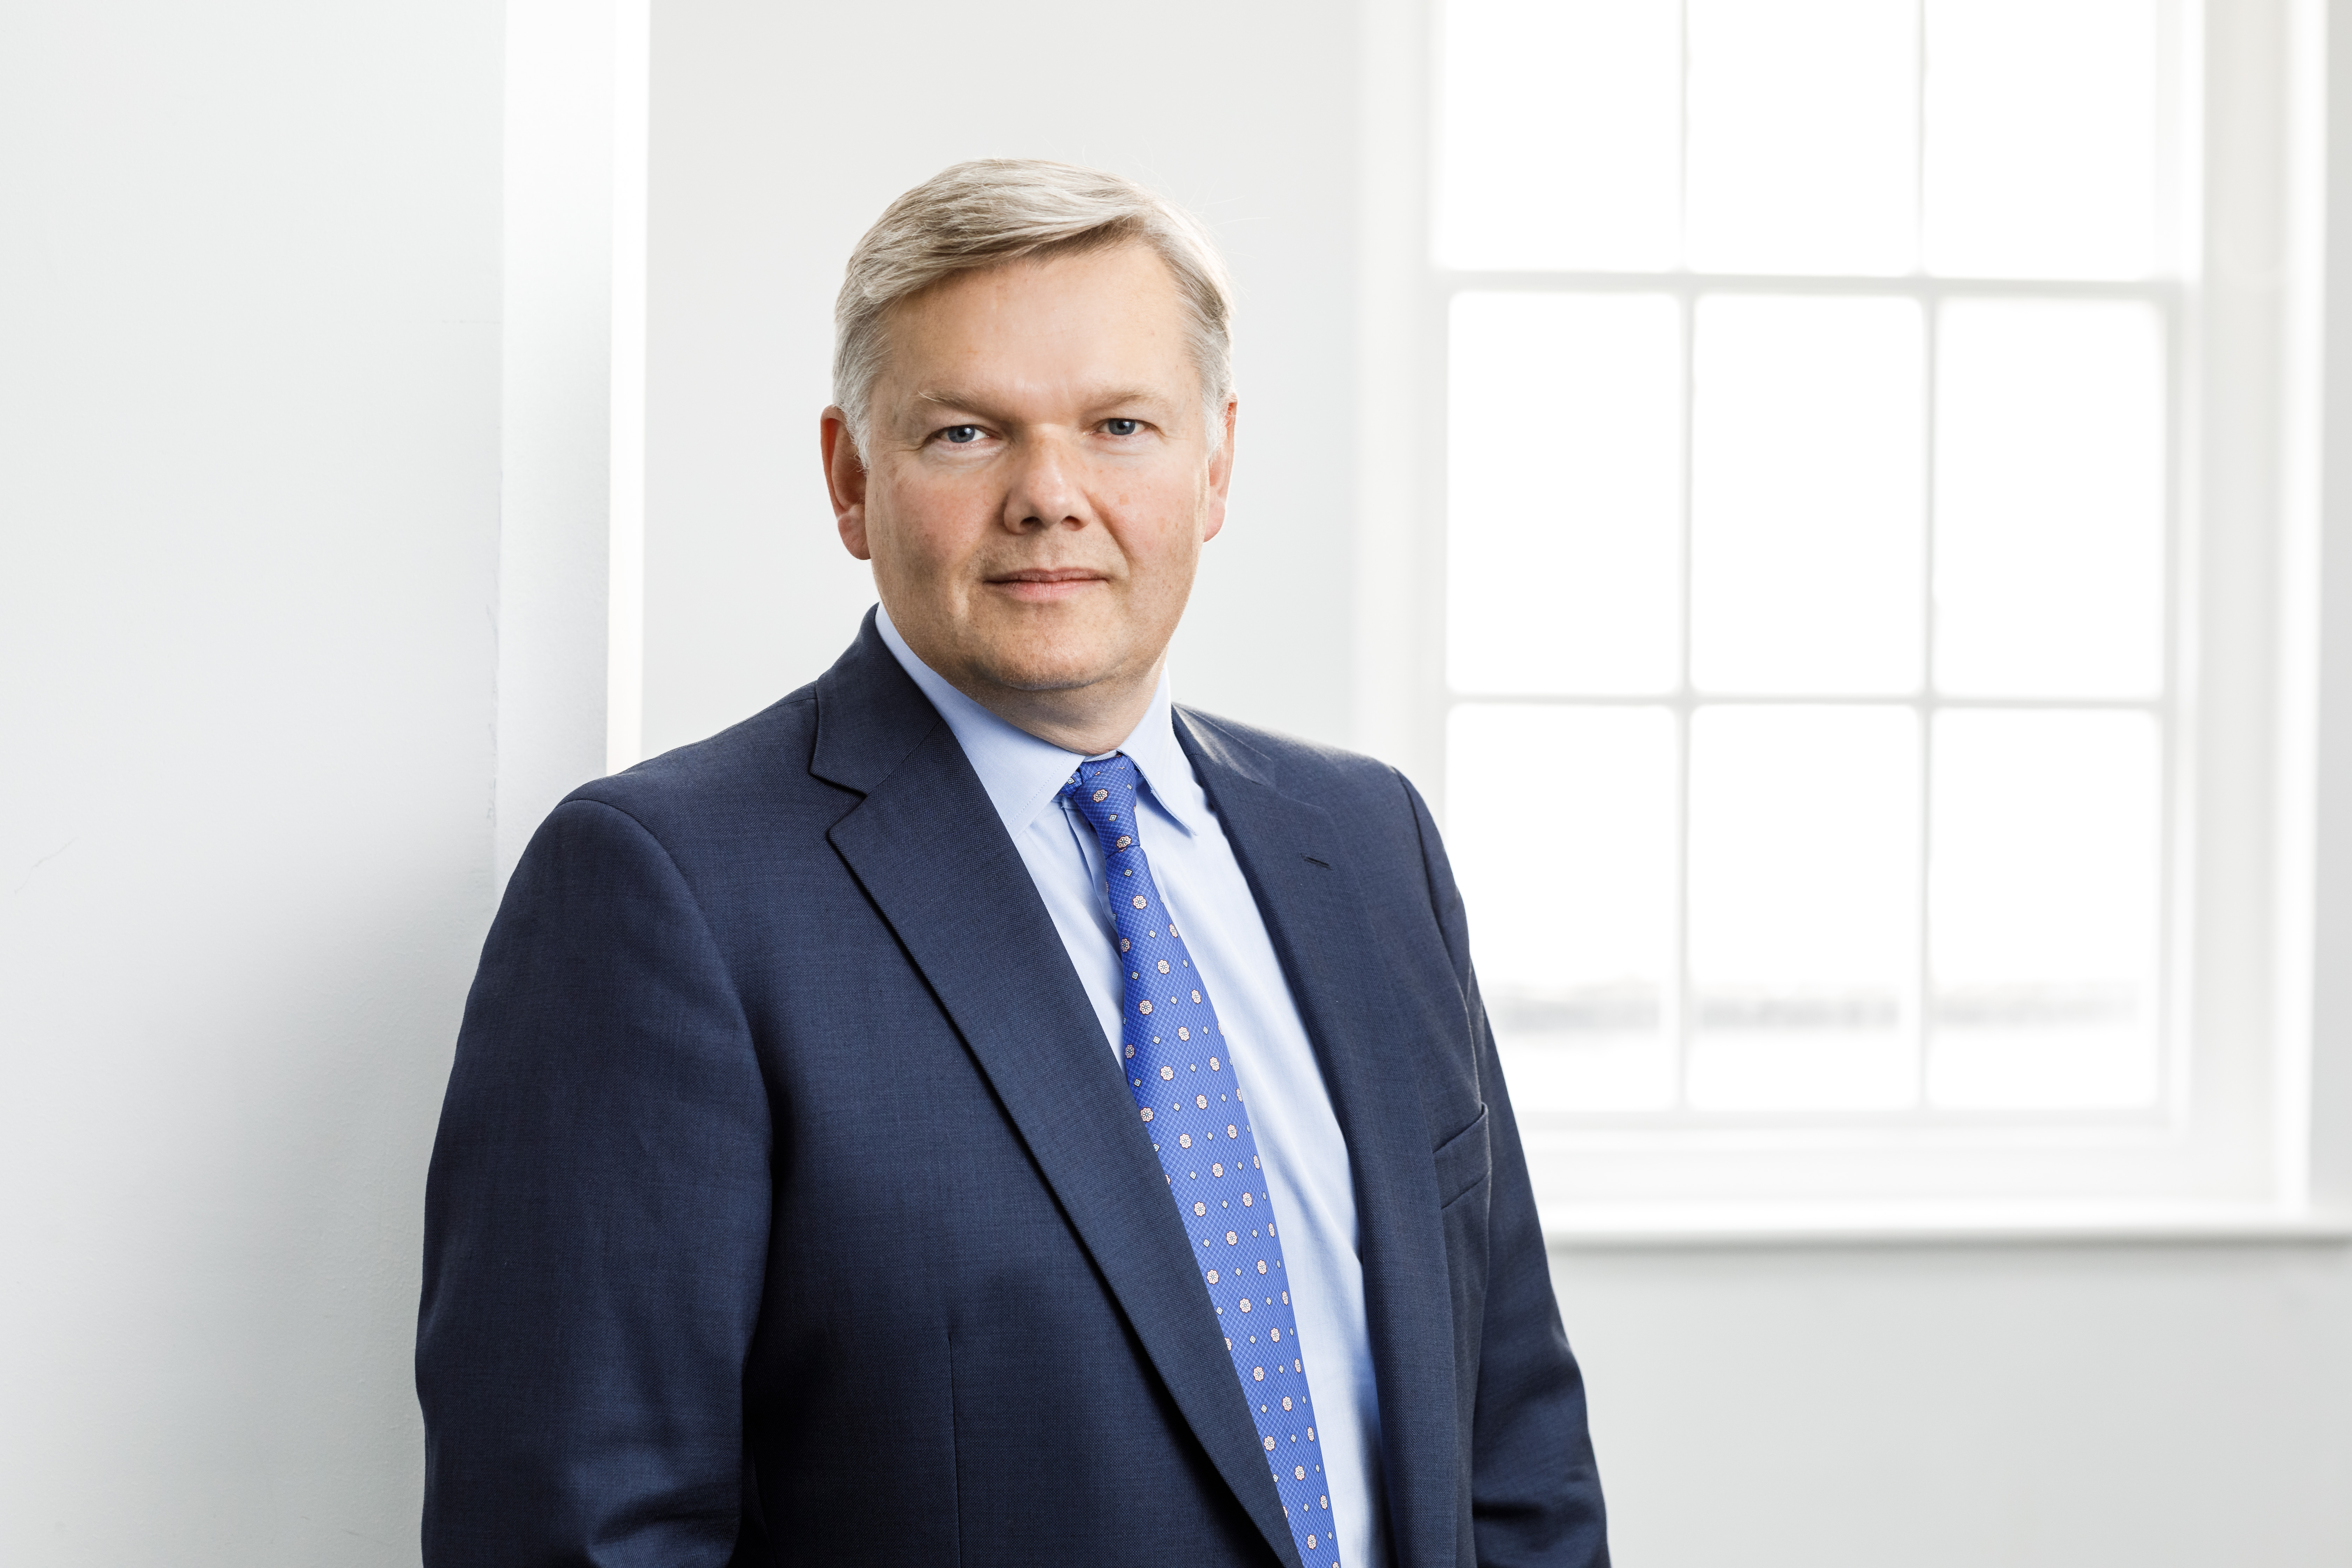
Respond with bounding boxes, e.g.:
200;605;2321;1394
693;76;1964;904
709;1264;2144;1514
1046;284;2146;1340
1691;296;1924;694
1686;0;1917;275
1449;704;1679;1112
1934;299;2165;697
1929;711;2162;1108
1436;0;1681;270
1688;706;1919;1110
1448;293;1682;695
1925;0;2164;279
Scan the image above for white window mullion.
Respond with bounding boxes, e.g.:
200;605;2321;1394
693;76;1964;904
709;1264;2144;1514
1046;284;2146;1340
1673;280;1698;1112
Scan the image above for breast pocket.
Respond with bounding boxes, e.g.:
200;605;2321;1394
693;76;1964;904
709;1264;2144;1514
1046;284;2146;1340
1431;1103;1491;1210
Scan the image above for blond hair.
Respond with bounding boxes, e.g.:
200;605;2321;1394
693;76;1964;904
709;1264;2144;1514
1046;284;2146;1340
833;159;1234;450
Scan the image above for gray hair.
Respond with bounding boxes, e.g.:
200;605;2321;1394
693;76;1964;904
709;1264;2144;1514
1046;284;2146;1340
832;159;1234;453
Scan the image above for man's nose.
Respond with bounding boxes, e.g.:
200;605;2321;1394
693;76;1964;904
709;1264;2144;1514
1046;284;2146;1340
1001;431;1088;531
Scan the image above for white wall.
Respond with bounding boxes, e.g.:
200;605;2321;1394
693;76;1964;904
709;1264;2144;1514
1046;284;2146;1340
644;5;2352;1566
1560;1241;2352;1564
0;4;500;1562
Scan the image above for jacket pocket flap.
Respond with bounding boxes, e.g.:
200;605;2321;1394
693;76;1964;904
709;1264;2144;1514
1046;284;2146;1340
1430;1103;1491;1208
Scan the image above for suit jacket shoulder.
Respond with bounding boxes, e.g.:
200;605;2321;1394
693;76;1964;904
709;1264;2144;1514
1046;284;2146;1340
565;685;826;838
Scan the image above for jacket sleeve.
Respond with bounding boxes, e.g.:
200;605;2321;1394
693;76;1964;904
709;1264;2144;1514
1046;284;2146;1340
1401;775;1611;1568
417;797;771;1567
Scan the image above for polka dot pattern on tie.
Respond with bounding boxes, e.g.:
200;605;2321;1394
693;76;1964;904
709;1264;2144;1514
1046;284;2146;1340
1063;753;1341;1568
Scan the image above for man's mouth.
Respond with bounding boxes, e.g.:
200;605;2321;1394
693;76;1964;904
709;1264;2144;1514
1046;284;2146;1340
986;568;1108;601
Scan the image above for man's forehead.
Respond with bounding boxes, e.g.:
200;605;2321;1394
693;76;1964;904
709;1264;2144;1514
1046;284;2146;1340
881;246;1186;356
869;248;1203;425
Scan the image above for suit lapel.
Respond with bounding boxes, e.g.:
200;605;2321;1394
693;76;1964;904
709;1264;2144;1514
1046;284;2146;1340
1175;710;1462;1568
811;621;1306;1568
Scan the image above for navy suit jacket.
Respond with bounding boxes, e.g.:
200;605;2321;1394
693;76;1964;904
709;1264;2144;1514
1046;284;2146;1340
417;614;1607;1567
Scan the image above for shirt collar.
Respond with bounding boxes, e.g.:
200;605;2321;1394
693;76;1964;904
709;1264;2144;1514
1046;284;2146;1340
874;603;1203;840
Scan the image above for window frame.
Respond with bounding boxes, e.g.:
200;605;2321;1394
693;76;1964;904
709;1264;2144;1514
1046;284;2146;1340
1352;0;2340;1236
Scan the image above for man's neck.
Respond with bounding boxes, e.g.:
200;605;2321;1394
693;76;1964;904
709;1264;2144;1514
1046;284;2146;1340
939;661;1162;757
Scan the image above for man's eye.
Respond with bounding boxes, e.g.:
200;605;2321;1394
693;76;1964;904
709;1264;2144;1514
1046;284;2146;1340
1104;418;1141;437
940;425;982;444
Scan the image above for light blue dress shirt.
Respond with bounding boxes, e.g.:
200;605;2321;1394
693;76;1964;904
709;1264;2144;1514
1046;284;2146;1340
876;607;1391;1568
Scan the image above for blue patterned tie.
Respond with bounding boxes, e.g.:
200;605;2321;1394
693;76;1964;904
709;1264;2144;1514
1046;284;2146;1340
1062;753;1342;1568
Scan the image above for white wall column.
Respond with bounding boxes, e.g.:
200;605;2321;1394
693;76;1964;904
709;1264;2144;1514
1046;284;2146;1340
499;0;650;879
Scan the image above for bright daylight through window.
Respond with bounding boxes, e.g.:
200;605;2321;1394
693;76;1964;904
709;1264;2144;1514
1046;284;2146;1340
1427;0;2318;1228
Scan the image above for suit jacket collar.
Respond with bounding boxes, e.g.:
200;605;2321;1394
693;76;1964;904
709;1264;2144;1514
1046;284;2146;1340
807;609;946;796
812;615;1459;1568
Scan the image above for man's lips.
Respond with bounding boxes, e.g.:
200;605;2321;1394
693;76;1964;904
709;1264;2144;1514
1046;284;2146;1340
985;569;1109;601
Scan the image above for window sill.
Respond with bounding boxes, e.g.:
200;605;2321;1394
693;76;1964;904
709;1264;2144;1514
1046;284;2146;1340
1541;1204;2352;1249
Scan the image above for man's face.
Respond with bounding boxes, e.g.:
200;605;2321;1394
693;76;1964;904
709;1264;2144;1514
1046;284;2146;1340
824;242;1235;714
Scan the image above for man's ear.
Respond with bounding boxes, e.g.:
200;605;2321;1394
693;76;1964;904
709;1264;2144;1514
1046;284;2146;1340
820;406;872;560
1199;396;1237;544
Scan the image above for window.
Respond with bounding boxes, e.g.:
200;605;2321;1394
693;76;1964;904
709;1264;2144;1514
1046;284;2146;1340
1387;0;2323;1229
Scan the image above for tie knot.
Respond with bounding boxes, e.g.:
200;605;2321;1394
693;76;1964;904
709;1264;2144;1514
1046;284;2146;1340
1064;752;1141;838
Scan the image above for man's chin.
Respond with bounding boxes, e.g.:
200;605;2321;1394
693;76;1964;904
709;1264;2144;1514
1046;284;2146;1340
978;660;1118;696
956;623;1136;697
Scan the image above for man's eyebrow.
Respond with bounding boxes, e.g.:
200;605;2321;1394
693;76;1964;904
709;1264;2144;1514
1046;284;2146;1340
1078;386;1176;412
908;388;993;415
909;386;1177;417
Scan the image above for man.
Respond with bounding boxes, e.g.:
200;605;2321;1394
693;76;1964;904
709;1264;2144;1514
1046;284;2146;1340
418;159;1606;1568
